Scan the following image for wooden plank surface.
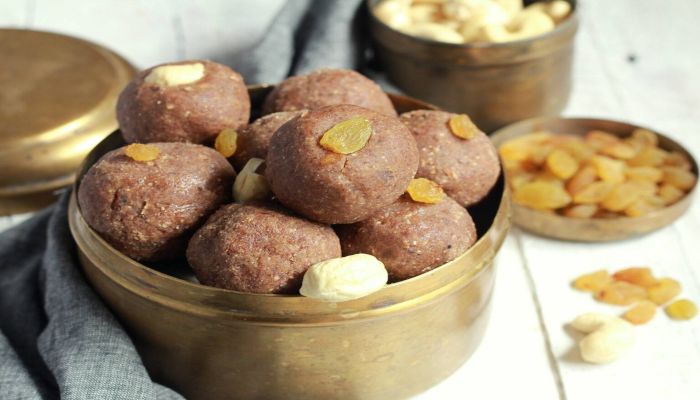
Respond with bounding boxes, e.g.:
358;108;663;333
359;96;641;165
1;1;699;399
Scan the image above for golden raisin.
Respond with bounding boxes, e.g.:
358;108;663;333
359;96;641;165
124;143;160;162
583;130;635;159
624;199;657;217
648;278;682;305
626;166;663;182
561;139;595;161
546;149;579;179
529;145;553;166
513;181;572;210
627;147;667;167
573;270;612;292
613;267;657;288
630;128;659;148
562;204;598;219
644;195;666;208
499;140;532;162
406;178;445;204
601;142;637;160
214;128;238;157
629;180;657;197
623;301;657;325
664;151;692;171
584;130;619;151
595;281;648;305
498;132;552;161
566;165;598;195
448;114;477;140
319;117;373;154
572;181;615;204
658;183;685;205
661;166;697;190
591;155;626;183
535;171;566;187
508;172;535;190
600;182;643;212
665;299;697;320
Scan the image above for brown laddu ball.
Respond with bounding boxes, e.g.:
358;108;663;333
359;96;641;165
117;60;250;144
265;104;419;224
400;110;501;207
336;195;477;282
78;143;235;261
230;110;306;170
262;68;397;116
186;202;341;294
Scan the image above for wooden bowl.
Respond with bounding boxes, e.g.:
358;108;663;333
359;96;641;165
490;117;697;241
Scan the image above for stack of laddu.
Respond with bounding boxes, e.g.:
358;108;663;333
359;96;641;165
78;60;501;299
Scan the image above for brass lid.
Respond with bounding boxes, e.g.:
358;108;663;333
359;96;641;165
0;29;135;215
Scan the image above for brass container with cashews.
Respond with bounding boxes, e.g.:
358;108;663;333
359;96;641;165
69;86;511;400
368;0;579;133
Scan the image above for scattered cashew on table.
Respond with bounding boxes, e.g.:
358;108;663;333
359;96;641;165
373;0;572;44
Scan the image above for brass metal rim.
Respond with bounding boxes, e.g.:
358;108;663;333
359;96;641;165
68;184;510;324
68;89;510;323
490;116;698;241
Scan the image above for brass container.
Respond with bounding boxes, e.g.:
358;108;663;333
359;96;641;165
368;0;579;133
491;117;698;242
0;29;135;215
68;87;511;399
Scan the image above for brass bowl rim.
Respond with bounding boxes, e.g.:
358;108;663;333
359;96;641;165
68;89;510;319
491;115;698;241
366;0;578;50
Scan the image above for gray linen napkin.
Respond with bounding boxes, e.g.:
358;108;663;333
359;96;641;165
0;0;369;398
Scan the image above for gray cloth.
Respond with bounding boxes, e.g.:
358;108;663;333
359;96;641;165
0;1;372;398
232;0;367;83
0;192;181;400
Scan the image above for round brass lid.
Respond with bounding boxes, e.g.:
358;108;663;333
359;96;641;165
0;29;135;215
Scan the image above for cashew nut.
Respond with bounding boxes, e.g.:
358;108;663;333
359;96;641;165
410;3;441;23
373;0;567;44
571;312;635;364
233;158;271;203
300;254;388;302
526;0;571;23
482;9;555;42
374;0;412;29
144;63;205;87
492;0;523;19
457;2;511;42
401;22;465;44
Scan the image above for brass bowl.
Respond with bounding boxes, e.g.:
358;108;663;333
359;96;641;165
490;117;698;242
367;0;579;133
68;87;511;400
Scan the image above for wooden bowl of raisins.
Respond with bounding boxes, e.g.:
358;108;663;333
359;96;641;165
491;117;698;241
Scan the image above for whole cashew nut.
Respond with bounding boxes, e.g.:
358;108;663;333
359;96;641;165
456;1;511;42
402;22;465;44
571;312;636;364
482;9;555;42
527;0;572;23
300;254;388;302
374;0;412;29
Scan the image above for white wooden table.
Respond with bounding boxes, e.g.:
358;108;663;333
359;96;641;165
1;1;699;399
